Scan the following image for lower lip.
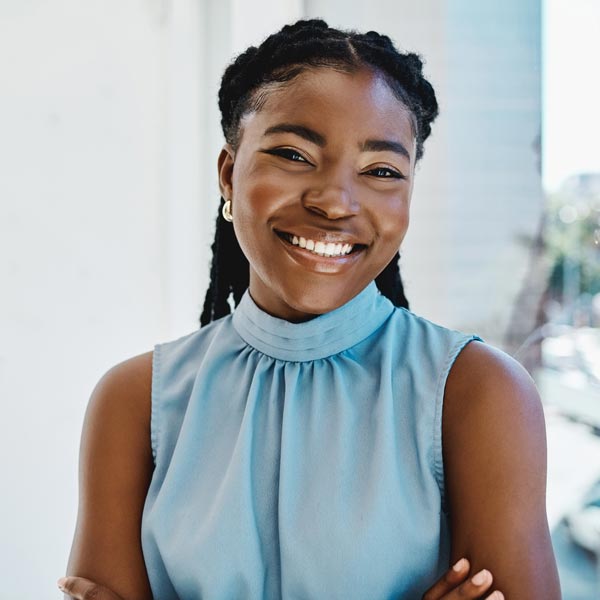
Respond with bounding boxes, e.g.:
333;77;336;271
275;233;366;273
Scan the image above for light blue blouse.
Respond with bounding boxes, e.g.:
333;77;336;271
141;281;482;599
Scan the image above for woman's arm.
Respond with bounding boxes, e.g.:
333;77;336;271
63;352;155;600
442;341;561;599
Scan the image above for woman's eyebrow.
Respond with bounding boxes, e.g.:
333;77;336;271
263;123;326;146
361;139;411;161
262;122;411;161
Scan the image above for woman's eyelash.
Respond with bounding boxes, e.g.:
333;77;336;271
266;148;308;163
366;167;405;180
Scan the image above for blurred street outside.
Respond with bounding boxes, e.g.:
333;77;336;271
538;362;600;599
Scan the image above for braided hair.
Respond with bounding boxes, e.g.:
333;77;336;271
200;19;438;327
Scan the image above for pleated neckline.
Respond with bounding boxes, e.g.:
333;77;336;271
232;280;395;362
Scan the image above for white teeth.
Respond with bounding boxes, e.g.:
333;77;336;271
285;233;356;256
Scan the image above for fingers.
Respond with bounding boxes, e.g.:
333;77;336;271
421;559;505;600
450;568;503;599
422;558;471;599
57;576;124;600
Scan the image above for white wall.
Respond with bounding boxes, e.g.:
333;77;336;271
0;2;190;598
442;1;542;339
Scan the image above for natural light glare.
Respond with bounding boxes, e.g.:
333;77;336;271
543;0;600;193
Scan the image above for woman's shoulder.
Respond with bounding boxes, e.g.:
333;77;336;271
81;350;155;459
389;305;476;338
95;350;154;417
84;350;155;459
385;306;482;365
442;340;544;448
154;317;236;361
444;340;540;412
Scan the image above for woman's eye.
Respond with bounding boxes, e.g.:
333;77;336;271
365;167;405;179
267;148;309;163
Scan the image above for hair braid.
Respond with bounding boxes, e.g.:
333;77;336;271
201;18;438;326
200;197;249;326
375;252;409;309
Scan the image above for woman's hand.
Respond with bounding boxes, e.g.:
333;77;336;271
57;576;126;600
421;558;504;599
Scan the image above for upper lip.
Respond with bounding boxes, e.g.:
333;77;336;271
274;227;368;246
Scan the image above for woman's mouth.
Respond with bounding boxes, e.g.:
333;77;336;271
275;230;366;258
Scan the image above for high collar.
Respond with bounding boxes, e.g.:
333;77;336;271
231;281;395;362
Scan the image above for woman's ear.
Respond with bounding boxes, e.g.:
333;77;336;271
218;144;235;200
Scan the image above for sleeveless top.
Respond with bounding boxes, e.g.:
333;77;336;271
141;281;482;599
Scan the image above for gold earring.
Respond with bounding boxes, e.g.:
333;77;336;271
222;199;233;222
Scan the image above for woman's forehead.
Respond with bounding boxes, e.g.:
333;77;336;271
240;67;416;147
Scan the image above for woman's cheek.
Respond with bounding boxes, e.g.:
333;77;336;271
236;170;295;212
377;199;409;238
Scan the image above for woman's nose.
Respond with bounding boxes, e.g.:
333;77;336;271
301;185;360;220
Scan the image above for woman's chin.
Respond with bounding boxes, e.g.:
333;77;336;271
266;282;364;322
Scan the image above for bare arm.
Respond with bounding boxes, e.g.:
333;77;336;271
63;352;155;600
443;341;561;598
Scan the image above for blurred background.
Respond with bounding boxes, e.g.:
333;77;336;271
1;0;599;598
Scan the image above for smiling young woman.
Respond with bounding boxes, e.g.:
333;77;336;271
59;19;561;600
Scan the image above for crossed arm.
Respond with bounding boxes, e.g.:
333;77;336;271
60;343;561;599
440;341;561;598
62;352;155;600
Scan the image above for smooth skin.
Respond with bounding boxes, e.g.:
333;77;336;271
61;67;561;599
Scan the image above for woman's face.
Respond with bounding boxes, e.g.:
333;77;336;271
218;66;417;321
